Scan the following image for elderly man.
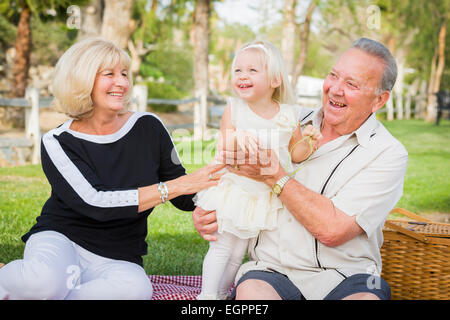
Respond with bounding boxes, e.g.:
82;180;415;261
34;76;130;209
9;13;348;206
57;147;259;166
193;38;408;300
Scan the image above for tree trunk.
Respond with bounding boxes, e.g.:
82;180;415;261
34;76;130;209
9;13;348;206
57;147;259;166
12;5;31;98
415;80;428;119
77;0;103;41
292;0;316;91
193;0;210;140
281;0;297;77
394;48;405;120
426;21;446;122
405;78;419;119
101;0;133;50
8;4;31;128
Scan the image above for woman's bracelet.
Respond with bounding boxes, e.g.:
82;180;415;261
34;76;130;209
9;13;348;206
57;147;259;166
157;182;169;203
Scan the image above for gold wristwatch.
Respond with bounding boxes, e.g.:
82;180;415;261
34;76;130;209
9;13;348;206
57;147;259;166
271;175;291;196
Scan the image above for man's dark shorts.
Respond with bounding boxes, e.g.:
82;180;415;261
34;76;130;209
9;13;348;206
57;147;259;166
230;270;391;300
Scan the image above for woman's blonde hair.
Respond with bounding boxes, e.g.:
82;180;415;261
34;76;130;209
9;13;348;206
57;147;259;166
231;40;296;105
51;38;133;120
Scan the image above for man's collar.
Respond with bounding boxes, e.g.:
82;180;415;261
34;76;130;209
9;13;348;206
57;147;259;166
353;113;377;147
307;108;377;148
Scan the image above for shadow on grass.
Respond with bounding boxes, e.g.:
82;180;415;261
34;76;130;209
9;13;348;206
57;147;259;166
0;243;25;264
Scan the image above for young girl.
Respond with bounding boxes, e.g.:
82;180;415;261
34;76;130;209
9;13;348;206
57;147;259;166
195;40;322;300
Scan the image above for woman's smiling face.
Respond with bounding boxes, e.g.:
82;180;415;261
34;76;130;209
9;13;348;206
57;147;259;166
91;64;130;114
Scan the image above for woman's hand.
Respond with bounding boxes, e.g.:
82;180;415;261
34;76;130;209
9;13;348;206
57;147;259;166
219;148;286;187
176;162;226;194
192;206;218;241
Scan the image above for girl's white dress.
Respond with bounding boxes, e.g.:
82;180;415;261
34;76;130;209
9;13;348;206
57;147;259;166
195;97;301;239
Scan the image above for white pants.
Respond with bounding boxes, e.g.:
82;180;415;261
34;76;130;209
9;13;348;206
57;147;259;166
198;231;249;300
0;231;153;300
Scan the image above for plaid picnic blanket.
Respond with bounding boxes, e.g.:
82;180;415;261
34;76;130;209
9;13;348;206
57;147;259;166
149;275;202;300
149;275;234;300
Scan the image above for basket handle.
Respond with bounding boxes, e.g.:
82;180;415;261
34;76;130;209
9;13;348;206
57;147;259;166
389;207;432;223
385;208;431;243
383;220;429;242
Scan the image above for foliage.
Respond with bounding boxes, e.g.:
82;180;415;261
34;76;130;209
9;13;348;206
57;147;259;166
30;16;77;66
140;43;194;112
143;81;184;112
376;0;449;89
0;14;16;64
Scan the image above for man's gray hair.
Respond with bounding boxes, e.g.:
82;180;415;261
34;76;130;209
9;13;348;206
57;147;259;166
351;38;397;94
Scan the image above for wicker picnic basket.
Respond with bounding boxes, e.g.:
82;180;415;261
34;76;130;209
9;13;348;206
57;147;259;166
380;208;450;300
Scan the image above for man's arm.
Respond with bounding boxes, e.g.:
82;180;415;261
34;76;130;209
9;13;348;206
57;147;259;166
277;178;364;247
192;207;218;241
225;144;407;247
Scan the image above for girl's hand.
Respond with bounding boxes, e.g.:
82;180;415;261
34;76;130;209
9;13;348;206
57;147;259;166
301;124;322;152
234;129;261;156
289;124;322;163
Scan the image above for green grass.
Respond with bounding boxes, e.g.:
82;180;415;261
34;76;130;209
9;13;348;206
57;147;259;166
381;119;450;214
0;120;449;275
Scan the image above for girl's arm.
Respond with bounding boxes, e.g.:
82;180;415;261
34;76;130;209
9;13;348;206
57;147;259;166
217;103;237;152
289;124;321;163
217;103;260;155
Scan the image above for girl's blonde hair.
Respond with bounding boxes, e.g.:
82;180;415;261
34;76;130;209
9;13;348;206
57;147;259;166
231;40;296;105
51;38;133;120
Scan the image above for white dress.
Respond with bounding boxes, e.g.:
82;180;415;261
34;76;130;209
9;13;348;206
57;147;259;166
195;97;301;239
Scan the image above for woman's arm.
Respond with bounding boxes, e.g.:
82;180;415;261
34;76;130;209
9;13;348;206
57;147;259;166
42;130;224;221
138;163;225;213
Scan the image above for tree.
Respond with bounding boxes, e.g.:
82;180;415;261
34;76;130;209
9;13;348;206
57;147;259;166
292;0;316;90
426;21;447;122
383;0;449;122
100;0;133;50
12;2;31;99
3;0;86;127
281;0;317;90
192;0;210;140
281;0;296;76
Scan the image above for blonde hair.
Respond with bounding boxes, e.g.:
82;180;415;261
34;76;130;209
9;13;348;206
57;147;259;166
231;40;296;105
51;38;133;120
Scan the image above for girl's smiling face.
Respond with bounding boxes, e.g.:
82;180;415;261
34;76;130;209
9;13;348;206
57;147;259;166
232;48;276;104
91;64;130;114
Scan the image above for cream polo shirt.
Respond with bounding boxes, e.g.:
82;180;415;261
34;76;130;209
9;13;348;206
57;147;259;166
235;107;408;300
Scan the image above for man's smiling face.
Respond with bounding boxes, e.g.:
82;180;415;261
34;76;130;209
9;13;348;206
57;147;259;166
322;48;389;135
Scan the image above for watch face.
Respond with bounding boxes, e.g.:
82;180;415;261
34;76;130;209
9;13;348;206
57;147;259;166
273;185;282;194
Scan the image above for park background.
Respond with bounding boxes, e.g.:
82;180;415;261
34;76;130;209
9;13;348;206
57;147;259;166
0;0;448;275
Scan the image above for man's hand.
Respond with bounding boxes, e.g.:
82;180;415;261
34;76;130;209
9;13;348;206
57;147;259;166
192;206;218;241
219;148;286;187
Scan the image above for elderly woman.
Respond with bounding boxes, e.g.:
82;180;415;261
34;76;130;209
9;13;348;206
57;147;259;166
0;38;224;300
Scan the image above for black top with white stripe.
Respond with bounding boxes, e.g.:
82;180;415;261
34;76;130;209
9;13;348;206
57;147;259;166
22;112;195;266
